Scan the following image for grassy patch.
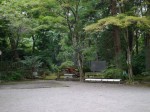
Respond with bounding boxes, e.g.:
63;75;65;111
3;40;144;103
142;76;150;82
45;74;57;80
134;75;150;82
44;73;64;80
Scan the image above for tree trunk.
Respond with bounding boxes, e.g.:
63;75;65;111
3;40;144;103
32;35;36;53
77;52;84;82
9;37;19;61
59;0;84;82
113;27;121;67
127;47;133;81
111;0;121;67
72;34;84;82
128;28;133;52
135;30;139;54
124;29;133;82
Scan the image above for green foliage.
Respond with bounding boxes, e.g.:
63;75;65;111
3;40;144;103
57;35;74;62
102;68;127;80
142;76;150;82
117;52;127;70
85;72;104;78
85;14;150;32
50;64;59;72
132;51;146;75
83;46;97;61
0;70;24;81
141;71;150;76
21;56;42;71
36;30;61;70
134;74;150;82
45;73;57;80
60;61;74;69
0;0;150;82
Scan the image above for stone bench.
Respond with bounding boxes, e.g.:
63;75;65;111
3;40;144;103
85;78;121;84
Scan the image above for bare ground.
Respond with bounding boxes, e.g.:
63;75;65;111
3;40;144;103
0;80;150;112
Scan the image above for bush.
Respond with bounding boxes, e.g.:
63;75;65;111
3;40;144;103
103;68;127;80
141;72;150;76
60;61;74;69
85;72;104;78
83;66;91;73
50;64;59;72
0;70;24;81
132;51;145;75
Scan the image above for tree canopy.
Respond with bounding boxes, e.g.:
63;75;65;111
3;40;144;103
85;14;150;32
0;0;150;82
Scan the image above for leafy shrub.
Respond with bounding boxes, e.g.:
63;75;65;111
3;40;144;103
50;64;59;72
141;72;150;76
142;76;150;82
0;70;24;81
83;66;91;73
132;51;145;75
60;61;74;69
118;53;128;70
21;56;43;72
103;68;127;80
134;74;150;82
85;72;104;78
109;53;127;71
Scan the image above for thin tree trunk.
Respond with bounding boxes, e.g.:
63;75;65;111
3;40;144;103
58;0;84;82
128;28;133;52
32;35;35;53
72;34;84;82
135;30;139;54
127;47;133;81
77;52;84;82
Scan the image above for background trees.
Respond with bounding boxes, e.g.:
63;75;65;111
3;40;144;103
0;0;150;82
85;0;150;81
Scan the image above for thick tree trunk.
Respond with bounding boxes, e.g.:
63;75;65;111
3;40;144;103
124;29;133;81
113;27;121;67
111;0;121;67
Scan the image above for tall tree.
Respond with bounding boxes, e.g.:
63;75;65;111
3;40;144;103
85;14;150;81
56;0;85;81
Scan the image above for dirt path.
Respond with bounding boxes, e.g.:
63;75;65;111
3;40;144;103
0;80;150;112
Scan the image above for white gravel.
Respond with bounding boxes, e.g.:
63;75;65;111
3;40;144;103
0;80;150;112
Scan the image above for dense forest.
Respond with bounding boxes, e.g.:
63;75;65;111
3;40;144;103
0;0;150;82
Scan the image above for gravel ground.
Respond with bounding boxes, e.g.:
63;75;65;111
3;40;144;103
0;80;150;112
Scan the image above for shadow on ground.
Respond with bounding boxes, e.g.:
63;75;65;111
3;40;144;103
0;80;68;89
